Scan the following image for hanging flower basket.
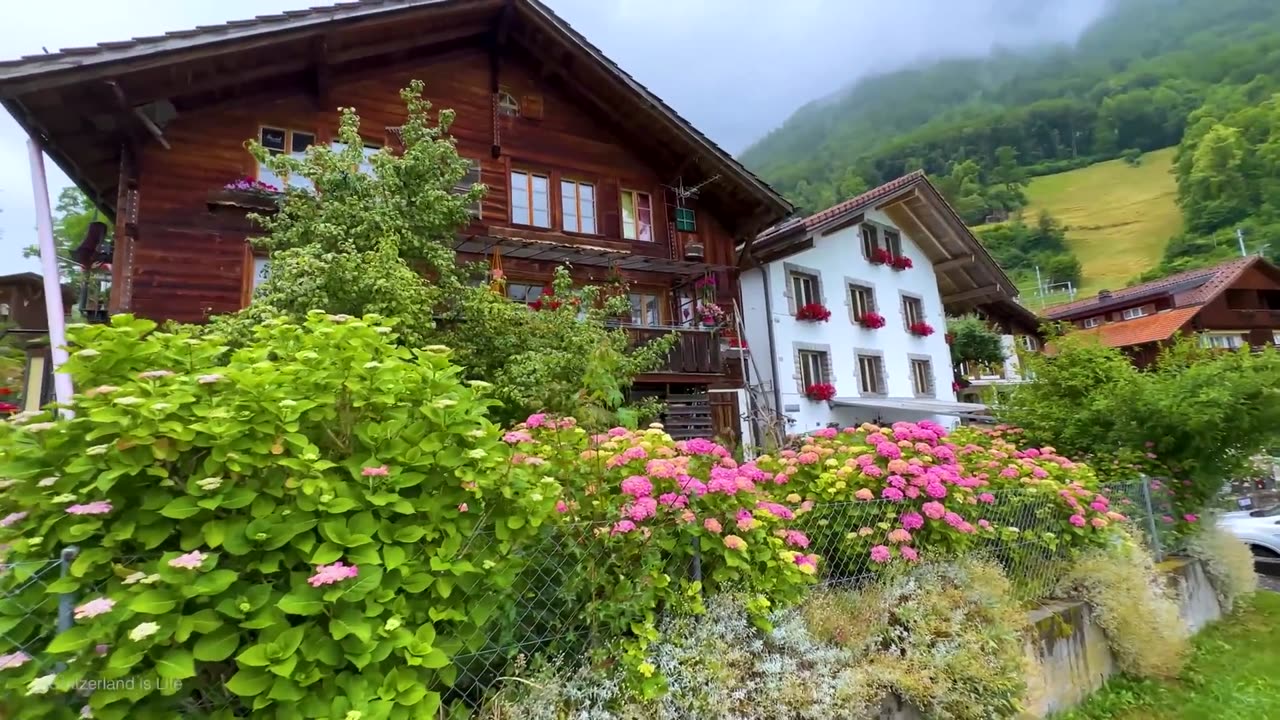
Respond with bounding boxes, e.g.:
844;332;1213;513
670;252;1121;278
908;321;936;337
698;302;728;328
805;383;837;401
795;303;832;322
858;312;886;329
890;255;914;271
869;248;893;265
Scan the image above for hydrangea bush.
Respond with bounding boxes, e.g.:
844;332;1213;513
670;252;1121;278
0;313;560;720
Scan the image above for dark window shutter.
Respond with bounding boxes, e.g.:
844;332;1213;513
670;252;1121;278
599;180;620;237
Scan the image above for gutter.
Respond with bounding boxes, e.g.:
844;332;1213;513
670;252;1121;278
761;265;784;446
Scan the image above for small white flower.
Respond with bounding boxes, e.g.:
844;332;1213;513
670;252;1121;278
128;622;160;641
22;422;56;432
112;397;143;406
197;374;224;384
138;370;174;380
37;476;58;487
123;571;147;585
196;477;223;491
87;444;110;456
26;673;56;695
74;349;100;358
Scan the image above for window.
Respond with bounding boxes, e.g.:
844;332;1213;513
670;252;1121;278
257;127;316;190
1020;335;1040;352
511;170;551;228
902;296;924;327
849;283;876;320
860;224;879;259
251;256;270;292
506;283;547;306
1273;331;1280;347
1082;317;1102;329
911;358;934;397
1200;333;1243;350
883;229;903;258
798;350;829;389
561;180;597;234
453;159;482;216
629;292;663;326
1121;306;1148;320
329;140;380;176
790;271;820;307
857;354;886;395
674;207;696;233
497;89;520;117
621;189;653;242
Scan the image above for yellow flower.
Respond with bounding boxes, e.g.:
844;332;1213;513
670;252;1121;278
638;662;656;677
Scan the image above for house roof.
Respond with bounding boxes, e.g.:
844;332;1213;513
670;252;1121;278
1043;256;1265;320
750;172;1020;314
0;0;789;230
1070;306;1201;348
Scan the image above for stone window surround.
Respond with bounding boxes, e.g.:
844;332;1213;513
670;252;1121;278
844;275;879;325
907;352;936;398
859;219;902;260
899;290;926;331
853;347;888;396
792;340;834;395
782;261;826;316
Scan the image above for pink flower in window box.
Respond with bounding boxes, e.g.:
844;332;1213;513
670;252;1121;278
869;248;893;265
890;255;914;270
908;321;935;337
805;383;837;401
795;303;832;322
858;312;886;329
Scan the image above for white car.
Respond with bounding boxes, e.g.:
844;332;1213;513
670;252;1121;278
1218;506;1280;558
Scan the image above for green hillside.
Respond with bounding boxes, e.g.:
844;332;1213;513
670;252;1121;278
978;148;1182;299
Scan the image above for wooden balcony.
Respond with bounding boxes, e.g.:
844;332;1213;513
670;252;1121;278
624;325;722;375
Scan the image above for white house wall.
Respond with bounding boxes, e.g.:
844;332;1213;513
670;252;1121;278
742;208;958;434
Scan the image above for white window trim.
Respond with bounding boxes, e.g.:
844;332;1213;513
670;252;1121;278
1199;332;1244;350
257;126;316;190
510;170;551;228
848;281;876;321
1083;317;1102;329
560;179;597;234
1121;306;1148;320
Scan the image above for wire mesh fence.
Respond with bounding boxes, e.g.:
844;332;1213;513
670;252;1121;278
0;478;1167;714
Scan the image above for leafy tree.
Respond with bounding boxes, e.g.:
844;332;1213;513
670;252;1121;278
22;187;111;289
946;315;1006;376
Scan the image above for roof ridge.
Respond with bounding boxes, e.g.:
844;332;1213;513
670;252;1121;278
1043;255;1260;319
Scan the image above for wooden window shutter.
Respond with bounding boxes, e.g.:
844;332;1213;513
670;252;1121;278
599;180;620;238
521;94;544;120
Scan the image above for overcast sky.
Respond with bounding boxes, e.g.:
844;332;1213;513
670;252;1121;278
0;0;1111;275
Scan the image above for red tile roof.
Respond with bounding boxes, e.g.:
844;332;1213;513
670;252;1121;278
1071;306;1201;348
801;171;926;230
1043;256;1262;320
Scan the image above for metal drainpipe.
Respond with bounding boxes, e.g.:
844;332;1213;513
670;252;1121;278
762;267;784;446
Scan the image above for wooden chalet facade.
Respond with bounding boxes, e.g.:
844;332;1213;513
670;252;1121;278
0;0;791;440
1043;256;1280;367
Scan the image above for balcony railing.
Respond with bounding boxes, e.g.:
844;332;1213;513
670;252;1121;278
622;324;722;374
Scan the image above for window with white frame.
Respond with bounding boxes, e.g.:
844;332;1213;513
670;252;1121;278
257;127;316;190
798;350;829;389
1082;317;1102;329
329;140;380;176
790;271;820;307
910;358;934;397
506;283;546;306
251;256;271;292
902;295;925;326
849;283;876;321
1199;333;1244;350
629;292;663;327
884;229;903;257
860;224;879;259
510;170;551;228
561;180;597;234
857;354;886;395
1274;331;1280;347
620;189;653;242
1121;306;1148;320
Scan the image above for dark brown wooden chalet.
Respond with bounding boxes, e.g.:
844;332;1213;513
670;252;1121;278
1043;256;1280;367
0;0;791;440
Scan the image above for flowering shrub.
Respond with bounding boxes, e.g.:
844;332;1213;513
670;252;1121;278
804;383;836;402
0;387;16;416
505;419;817;692
857;312;886;329
794;303;831;322
889;255;913;270
0;313;560;719
908;321;935;337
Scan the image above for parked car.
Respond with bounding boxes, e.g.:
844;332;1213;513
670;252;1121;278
1218;505;1280;557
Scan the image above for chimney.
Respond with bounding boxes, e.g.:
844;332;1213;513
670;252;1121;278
1097;289;1111;301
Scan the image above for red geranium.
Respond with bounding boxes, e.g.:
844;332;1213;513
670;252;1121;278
795;303;832;322
0;387;11;395
805;383;837;401
890;255;914;270
0;401;18;414
908;321;935;337
869;248;893;265
858;312;886;329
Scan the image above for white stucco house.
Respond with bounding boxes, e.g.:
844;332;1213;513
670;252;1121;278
737;172;1038;437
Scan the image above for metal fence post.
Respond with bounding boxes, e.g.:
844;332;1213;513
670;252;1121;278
1139;478;1163;562
56;546;80;634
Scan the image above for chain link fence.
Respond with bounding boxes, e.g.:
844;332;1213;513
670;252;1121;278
1;479;1169;713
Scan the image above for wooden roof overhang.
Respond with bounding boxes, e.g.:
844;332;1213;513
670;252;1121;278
454;234;731;276
0;0;790;237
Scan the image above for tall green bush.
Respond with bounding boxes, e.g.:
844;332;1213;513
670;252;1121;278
0;313;560;720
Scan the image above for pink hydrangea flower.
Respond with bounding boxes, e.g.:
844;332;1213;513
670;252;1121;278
854;488;874;501
901;512;924;530
1184;514;1198;523
943;512;965;529
361;465;388;477
1069;514;1086;527
555;500;569;514
783;530;810;548
704;518;723;534
74;597;115;620
887;528;912;544
978;519;991;529
922;502;946;520
0;511;27;527
870;545;892;563
723;534;747;551
457;503;468;513
308;561;359;587
503;431;532;444
924;482;947;499
626;497;658;522
735;508;757;531
525;413;548;429
168;551;207;570
1091;517;1108;529
0;651;32;670
876;443;902;460
881;487;904;501
900;546;919;562
977;493;995;504
620;475;653;498
66;501;112;516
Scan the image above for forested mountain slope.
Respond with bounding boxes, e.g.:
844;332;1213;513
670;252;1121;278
740;0;1280;287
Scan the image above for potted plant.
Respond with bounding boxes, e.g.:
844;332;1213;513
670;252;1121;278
684;242;706;260
858;312;886;329
698;302;728;328
869;248;893;265
908;321;935;337
890;254;914;270
795;303;832;322
805;382;837;401
210;176;282;210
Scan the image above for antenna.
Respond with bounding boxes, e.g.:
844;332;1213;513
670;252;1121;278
1237;227;1247;258
665;174;721;204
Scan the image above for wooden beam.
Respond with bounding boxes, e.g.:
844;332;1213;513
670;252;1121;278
893;193;951;259
943;285;1002;305
934;254;975;272
309;36;333;111
106;81;169;150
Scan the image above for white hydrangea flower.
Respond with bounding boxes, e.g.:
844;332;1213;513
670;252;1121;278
26;674;56;695
129;622;160;641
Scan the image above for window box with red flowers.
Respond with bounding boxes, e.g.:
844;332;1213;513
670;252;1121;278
890;255;914;271
908;321;935;337
795;303;832;322
805;383;837;401
869;248;893;266
857;312;886;329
